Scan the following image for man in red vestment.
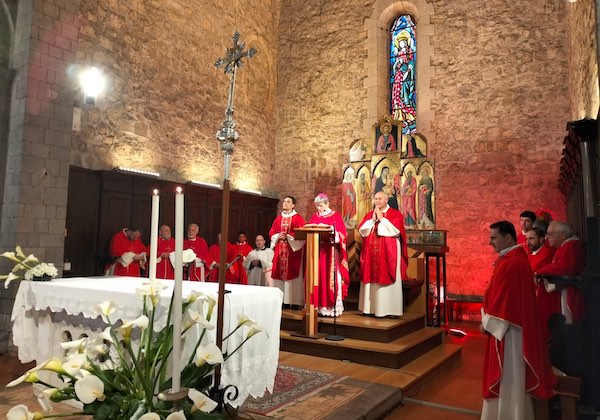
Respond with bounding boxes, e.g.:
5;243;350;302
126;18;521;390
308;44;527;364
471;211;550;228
151;224;175;280
516;210;536;245
481;221;555;419
269;196;306;306
231;231;253;285
207;233;242;284
308;193;349;317
184;223;210;281
535;221;586;324
107;226;147;277
526;226;557;344
358;191;408;317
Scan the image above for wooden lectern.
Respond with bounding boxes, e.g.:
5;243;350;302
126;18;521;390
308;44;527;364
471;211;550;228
294;226;332;338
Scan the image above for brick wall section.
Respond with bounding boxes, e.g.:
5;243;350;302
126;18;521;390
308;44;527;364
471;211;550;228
567;0;599;119
275;0;570;295
0;0;78;353
72;0;280;195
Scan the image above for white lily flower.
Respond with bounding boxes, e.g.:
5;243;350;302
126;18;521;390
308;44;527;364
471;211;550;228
74;375;105;404
206;295;217;320
30;357;66;374
86;343;109;361
6;371;39;387
95;301;116;323
11;263;25;273
3;272;20;288
1;251;19;263
33;384;55;412
184;308;214;331
194;343;224;367
60;337;89;354
188;388;218;413
236;314;257;328
22;254;39;266
247;325;265;339
165;410;187;420
117;315;149;341
136;281;166;307
15;246;26;259
6;404;43;420
93;326;114;345
187;290;207;304
62;353;88;377
139;413;160;420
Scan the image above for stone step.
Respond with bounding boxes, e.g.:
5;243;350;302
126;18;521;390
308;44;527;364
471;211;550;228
280;326;444;369
281;309;425;343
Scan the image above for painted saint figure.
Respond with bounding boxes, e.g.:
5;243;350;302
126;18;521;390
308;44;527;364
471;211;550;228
418;168;434;227
357;172;372;224
341;170;357;227
376;123;397;153
401;171;417;228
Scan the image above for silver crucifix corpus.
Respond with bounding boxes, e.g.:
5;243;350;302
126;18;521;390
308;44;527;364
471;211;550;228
215;31;257;180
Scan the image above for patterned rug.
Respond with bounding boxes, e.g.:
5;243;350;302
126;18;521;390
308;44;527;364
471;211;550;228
242;365;345;416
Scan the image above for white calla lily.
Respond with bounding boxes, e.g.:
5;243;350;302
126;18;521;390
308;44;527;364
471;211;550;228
206;295;217;320
187;290;207;303
165;410;187;420
1;251;19;263
15;246;26;259
33;384;55;412
136;281;166;307
188;388;218;413
6;404;43;420
74;375;105;404
6;371;39;387
139;413;160;420
184;308;214;331
117;315;149;341
22;254;39;266
62;353;88;377
60;337;89;354
3;272;20;288
247;324;265;339
95;301;116;323
237;314;257;328
194;342;224;367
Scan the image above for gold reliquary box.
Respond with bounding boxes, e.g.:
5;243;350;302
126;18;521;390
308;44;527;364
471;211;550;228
405;229;447;246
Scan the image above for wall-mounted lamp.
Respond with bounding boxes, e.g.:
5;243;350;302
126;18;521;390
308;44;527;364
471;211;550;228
115;166;160;177
79;66;106;105
189;180;222;189
237;188;262;196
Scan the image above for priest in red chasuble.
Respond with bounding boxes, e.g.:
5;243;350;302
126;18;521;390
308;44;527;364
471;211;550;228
184;223;210;281
481;221;555;420
231;231;253;285
358;191;408;317
269;196;306;306
535;221;586;324
207;233;242;284
307;193;349;317
107;226;147;277
151;224;175;280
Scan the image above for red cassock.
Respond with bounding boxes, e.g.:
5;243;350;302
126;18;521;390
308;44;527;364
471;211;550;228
483;246;556;400
151;237;175;280
517;231;527;245
269;212;306;280
528;245;557;342
109;230;147;277
184;237;210;281
207;243;242;284
359;207;408;285
536;239;586;322
308;210;349;308
231;242;253;284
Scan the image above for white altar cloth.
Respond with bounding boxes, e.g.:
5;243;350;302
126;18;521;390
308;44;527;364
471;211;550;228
11;277;283;406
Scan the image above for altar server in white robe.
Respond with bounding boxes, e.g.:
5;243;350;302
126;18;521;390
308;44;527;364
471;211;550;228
358;191;408;317
243;235;274;286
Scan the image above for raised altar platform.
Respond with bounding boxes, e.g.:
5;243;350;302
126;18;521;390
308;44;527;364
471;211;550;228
10;277;283;406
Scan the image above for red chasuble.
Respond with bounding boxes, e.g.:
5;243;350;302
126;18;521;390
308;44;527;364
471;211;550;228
308;210;349;308
269;212;306;280
152;237;175;280
109;230;147;277
207;243;241;284
528;244;558;343
231;242;253;285
483;246;556;400
536;239;586;322
358;207;408;285
184;236;210;281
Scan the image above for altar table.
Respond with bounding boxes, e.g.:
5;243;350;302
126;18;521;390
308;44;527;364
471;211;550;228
11;277;283;406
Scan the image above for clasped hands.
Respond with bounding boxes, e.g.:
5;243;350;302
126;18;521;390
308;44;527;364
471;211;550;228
372;207;384;222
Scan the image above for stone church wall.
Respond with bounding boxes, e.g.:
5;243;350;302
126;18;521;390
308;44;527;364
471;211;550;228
275;0;570;295
567;0;599;120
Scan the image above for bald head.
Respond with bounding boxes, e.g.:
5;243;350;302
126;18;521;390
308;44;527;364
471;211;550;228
373;191;389;210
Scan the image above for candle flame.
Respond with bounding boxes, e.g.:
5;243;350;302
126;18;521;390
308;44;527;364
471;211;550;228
153;189;159;195
176;187;183;194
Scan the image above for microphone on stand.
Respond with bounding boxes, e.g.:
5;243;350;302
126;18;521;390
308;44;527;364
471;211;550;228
325;220;344;342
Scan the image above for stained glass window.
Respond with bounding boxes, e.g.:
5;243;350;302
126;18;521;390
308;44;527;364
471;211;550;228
390;15;416;135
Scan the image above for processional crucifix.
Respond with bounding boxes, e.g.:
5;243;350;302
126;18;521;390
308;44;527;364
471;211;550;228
211;31;256;409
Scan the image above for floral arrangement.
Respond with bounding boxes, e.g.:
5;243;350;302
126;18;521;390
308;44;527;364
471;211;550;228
5;280;264;420
0;246;58;287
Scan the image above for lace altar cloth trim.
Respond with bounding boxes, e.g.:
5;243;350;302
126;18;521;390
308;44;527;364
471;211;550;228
11;277;283;406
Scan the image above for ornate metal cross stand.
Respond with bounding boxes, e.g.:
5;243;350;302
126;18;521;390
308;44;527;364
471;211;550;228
210;31;256;412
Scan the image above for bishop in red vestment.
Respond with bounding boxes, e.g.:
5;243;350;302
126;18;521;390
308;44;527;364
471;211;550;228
108;227;147;277
481;221;555;420
358;191;408;317
308;193;349;317
269;196;306;305
231;231;254;285
207;234;242;284
536;221;586;324
184;223;210;281
151;224;175;280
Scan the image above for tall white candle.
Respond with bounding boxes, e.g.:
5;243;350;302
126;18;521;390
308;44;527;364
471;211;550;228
148;190;159;282
172;186;184;393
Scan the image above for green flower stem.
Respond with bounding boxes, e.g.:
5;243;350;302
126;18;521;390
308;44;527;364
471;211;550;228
38;413;88;418
223;335;256;363
186;328;207;366
222;324;243;342
123;340;154;408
